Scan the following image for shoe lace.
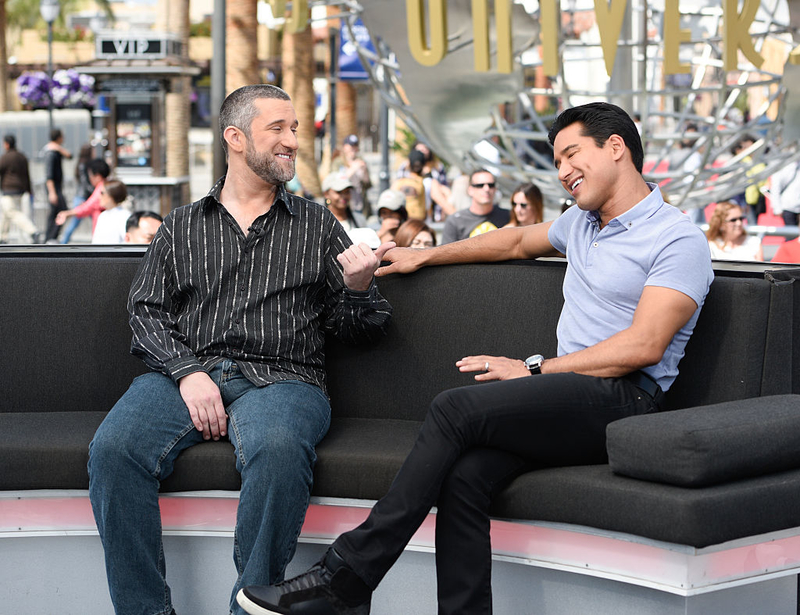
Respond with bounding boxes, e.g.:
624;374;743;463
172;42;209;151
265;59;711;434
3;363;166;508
274;562;332;595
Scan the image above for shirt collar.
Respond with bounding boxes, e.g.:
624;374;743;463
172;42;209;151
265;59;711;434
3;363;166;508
201;176;297;215
585;182;664;229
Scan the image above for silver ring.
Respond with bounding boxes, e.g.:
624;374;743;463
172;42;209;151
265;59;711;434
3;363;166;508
484;362;490;371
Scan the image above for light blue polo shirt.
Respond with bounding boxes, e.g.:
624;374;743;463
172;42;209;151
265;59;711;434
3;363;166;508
547;184;713;391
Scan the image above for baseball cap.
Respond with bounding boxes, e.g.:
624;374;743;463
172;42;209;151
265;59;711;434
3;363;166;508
322;174;354;193
376;189;407;213
343;134;359;147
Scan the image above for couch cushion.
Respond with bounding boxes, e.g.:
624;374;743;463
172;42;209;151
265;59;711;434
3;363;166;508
491;463;800;548
606;394;800;487
0;411;108;490
160;417;422;497
0;411;419;498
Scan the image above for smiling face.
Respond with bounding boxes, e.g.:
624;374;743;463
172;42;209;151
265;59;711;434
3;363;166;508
242;98;298;185
553;122;621;214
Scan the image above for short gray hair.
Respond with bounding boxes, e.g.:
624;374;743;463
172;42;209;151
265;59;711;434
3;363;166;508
219;85;291;156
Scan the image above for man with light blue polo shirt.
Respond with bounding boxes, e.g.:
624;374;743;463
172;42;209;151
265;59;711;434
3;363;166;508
237;102;714;615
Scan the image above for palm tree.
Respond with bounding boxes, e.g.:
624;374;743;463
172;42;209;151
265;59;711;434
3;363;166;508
282;16;320;196
226;0;258;93
335;80;358;149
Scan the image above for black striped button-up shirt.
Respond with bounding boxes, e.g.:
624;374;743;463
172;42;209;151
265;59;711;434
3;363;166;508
128;179;392;396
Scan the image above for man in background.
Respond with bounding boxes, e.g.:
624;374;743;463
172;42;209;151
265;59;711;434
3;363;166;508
123;210;164;244
0;134;39;243
441;169;509;244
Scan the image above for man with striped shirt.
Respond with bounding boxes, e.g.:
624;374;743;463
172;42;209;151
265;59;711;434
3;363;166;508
88;85;393;615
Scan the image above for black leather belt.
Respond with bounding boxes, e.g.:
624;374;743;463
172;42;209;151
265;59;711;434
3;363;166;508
623;370;663;401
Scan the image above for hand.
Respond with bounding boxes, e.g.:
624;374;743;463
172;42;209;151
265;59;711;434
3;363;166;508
456;355;530;382
178;371;227;441
374;246;425;277
55;211;68;225
338;241;395;291
379;218;401;233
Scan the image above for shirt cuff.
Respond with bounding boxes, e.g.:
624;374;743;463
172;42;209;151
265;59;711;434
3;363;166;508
165;356;207;383
343;285;378;305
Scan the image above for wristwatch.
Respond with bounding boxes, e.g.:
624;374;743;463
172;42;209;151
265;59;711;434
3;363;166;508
524;354;544;375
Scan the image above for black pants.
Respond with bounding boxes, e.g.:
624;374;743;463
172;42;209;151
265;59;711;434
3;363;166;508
333;372;660;615
45;191;67;241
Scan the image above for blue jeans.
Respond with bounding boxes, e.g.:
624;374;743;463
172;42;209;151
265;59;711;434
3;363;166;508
88;360;331;615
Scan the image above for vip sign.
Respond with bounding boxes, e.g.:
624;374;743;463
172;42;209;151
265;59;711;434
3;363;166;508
405;0;766;77
96;34;182;60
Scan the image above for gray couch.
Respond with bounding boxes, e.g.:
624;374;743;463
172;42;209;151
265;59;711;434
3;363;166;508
1;247;799;553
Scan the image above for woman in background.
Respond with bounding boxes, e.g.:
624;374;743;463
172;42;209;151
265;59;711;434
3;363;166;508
394;219;436;249
504;182;543;228
706;200;763;261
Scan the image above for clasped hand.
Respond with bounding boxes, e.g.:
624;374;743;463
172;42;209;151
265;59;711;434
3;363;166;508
456;355;530;381
338;241;395;291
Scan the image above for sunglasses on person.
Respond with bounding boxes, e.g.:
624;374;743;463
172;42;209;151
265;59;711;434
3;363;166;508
513;200;528;208
726;216;746;223
471;182;496;189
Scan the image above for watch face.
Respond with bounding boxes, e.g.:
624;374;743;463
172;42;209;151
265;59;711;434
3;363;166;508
525;354;544;370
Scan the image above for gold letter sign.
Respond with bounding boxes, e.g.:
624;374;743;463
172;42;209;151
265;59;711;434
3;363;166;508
407;0;448;66
472;0;513;73
594;0;627;77
723;0;764;71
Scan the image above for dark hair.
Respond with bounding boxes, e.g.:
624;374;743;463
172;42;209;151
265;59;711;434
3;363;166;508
508;182;544;226
75;144;93;180
126;210;164;232
408;149;426;174
4;134;16;149
394;219;437;248
731;134;756;157
548;102;644;173
103;179;128;205
50;128;63;142
469;168;495;184
87;158;111;179
219;84;291;156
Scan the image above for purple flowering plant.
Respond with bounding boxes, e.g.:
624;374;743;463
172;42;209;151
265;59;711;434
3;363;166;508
16;69;95;109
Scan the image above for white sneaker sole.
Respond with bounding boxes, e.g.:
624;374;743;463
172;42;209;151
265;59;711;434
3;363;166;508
236;588;284;615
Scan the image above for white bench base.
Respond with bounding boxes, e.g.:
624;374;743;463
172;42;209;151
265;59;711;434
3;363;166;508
2;490;799;614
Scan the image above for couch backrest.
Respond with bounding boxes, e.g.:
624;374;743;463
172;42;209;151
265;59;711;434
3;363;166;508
0;252;146;413
1;250;795;418
326;261;798;419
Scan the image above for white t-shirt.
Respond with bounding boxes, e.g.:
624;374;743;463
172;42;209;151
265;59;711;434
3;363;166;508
92;207;132;244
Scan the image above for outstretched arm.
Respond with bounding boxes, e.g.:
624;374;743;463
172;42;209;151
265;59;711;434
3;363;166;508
376;220;559;277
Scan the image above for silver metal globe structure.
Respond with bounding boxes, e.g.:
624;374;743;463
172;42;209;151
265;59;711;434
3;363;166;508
321;0;800;210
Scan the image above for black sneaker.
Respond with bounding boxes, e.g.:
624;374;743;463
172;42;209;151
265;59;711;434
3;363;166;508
236;549;371;615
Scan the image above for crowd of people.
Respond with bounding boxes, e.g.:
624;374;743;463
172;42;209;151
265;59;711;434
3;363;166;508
0;129;163;245
313;128;799;265
1;122;798;262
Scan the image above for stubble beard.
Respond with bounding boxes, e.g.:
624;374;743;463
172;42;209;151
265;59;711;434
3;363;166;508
245;140;295;185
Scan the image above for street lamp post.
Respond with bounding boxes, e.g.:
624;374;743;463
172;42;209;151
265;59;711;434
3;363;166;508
39;0;59;137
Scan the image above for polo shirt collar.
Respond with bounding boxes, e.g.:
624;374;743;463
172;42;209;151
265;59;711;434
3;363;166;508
201;176;296;215
586;182;663;230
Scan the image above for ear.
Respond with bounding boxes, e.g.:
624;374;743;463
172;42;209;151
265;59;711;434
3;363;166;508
608;134;626;162
224;126;246;154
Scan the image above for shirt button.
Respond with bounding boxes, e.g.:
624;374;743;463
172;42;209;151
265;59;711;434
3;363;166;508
593;242;599;248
